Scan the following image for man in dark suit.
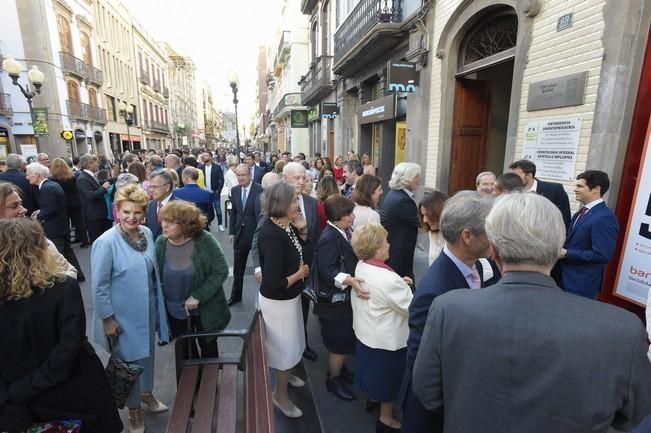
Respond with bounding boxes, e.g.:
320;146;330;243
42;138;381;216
200;152;225;231
413;192;651;433
380;162;422;280
402;191;498;433
559;170;619;298
76;154;112;243
510;159;571;228
0;153;37;215
173;167;214;225
228;164;263;306
26;162;84;281
254;151;268;173
145;170;176;239
282;162;322;360
244;153;264;184
342;160;362;199
165;153;184;187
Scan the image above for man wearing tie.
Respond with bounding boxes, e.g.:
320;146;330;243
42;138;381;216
245;153;264;184
145;170;176;239
228;164;263;306
559;170;618;299
76;154;112;243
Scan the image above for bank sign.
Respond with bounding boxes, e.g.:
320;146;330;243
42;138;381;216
614;115;651;306
386;61;419;93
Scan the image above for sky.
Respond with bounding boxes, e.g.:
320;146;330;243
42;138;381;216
123;0;282;127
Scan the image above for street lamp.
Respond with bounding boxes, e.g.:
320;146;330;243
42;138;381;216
175;121;186;148
117;101;134;152
2;56;45;151
228;71;241;149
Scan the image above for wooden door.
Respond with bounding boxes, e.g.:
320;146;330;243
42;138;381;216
449;78;490;194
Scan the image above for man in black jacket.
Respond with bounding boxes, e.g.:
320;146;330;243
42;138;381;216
0;154;37;215
26;162;84;281
510;159;571;229
76;154;111;243
200;152;225;231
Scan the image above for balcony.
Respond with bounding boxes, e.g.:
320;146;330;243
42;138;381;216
333;0;403;74
301;0;317;14
140;69;150;85
277;31;291;65
300;56;334;106
87;65;103;86
67;100;106;124
60;51;87;79
0;93;12;114
146;120;170;133
271;92;302;120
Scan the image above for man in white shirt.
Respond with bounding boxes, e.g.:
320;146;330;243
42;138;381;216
201;152;225;231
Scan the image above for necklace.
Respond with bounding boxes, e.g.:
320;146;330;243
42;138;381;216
272;218;303;264
118;225;148;252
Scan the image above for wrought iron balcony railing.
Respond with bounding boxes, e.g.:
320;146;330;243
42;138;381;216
60;51;87;79
277;31;291;64
67;100;106;124
334;0;402;64
300;56;334;106
87;65;103;86
88;105;107;124
271;93;302;120
0;93;12;114
146;120;170;133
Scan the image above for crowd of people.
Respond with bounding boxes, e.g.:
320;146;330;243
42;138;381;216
0;145;649;433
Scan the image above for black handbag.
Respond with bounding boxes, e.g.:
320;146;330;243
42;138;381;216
304;250;349;304
104;337;144;409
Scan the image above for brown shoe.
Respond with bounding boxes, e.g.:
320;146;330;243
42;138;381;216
128;408;145;433
141;392;168;413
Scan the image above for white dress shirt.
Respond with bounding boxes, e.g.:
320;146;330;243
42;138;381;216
204;164;212;191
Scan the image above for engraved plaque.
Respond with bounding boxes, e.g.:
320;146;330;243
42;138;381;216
527;71;588;111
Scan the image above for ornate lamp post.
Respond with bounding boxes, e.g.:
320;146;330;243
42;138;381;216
117;101;134;152
175;121;186;148
227;71;241;149
2;56;45;152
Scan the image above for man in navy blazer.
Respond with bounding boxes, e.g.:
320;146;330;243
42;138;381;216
228;164;263;306
380;162;422;280
244;153;264;184
401;191;499;433
0;153;37;215
510;159;571;229
145;170;176;239
200;152;225;231
173;167;214;225
559;170;618;298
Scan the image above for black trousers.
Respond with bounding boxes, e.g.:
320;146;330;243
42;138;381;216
51;236;85;280
69;206;89;244
86;219;111;243
167;314;219;359
230;245;251;301
301;294;313;348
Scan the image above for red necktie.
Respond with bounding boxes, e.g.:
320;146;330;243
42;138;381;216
156;201;163;224
572;207;588;229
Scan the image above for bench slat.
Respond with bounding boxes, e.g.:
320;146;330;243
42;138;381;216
216;364;238;433
193;364;221;433
245;317;275;433
166;365;199;433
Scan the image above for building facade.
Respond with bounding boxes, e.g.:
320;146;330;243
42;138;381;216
1;0;108;159
166;43;198;149
198;81;222;149
254;45;270;152
93;0;140;155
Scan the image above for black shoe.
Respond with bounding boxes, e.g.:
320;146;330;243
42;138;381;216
325;376;355;401
376;420;400;433
303;347;317;361
366;399;380;413
341;365;354;384
77;275;86;283
227;297;241;307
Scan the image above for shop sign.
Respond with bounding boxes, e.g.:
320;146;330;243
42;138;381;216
291;110;308;128
32;108;49;135
360;94;396;125
521;117;581;180
308;105;320;123
387;61;419;93
614;116;651;306
321;103;339;120
527;71;587;111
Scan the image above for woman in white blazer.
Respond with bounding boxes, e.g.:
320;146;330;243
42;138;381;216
351;223;413;433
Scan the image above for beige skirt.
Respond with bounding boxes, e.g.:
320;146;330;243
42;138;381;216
258;293;305;370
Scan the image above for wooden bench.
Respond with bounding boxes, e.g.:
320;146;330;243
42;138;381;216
165;311;275;433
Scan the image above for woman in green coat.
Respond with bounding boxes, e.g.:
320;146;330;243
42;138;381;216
156;200;230;357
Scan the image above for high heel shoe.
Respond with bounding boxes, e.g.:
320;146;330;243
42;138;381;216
376;419;401;433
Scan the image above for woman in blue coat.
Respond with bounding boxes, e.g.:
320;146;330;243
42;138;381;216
91;184;170;433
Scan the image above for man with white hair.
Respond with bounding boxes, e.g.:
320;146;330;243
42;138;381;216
380;162;421;280
26;162;84;281
413;192;651;433
0;153;37;215
36;152;50;167
475;171;496;196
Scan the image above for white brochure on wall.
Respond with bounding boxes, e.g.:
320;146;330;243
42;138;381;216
521;117;581;180
614;116;651;306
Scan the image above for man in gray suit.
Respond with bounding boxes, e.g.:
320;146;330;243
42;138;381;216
413;192;651;433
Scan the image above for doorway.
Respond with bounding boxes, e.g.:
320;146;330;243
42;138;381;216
449;60;514;194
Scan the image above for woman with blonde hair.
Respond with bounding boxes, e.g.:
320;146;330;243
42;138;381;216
156;200;230;358
333;155;345;184
0;218;121;432
50;157;89;247
91;184;170;433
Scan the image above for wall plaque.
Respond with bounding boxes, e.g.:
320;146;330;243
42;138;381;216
526;71;587;111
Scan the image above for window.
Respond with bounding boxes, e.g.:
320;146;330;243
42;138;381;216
131;104;138;126
88;88;98;107
67;81;80;101
80;31;92;65
462;12;518;66
106;95;116;121
56;14;72;54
